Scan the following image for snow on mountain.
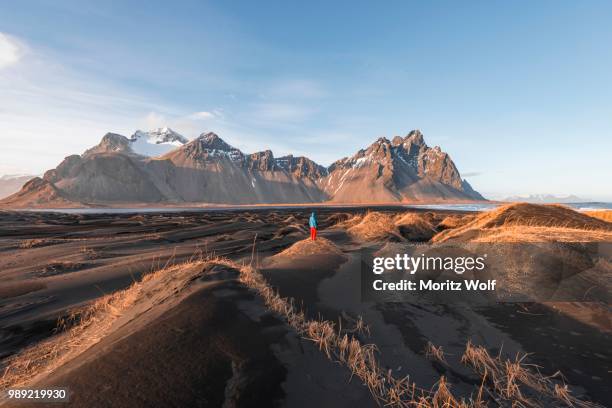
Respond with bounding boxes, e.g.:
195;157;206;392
129;127;188;157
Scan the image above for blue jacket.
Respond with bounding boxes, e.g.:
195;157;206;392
309;212;317;228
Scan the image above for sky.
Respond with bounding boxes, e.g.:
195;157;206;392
0;0;611;200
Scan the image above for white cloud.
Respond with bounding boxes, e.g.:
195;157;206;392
0;34;175;175
0;32;22;69
189;111;215;120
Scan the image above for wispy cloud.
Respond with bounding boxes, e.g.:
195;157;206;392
461;171;483;177
0;33;176;174
189;111;216;120
0;33;21;69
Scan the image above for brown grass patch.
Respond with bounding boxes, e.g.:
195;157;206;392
334;213;365;229
0;257;214;390
425;341;447;364
584;210;612;223
272;237;345;259
347;211;403;241
18;239;58;249
433;203;612;243
437;214;475;230
461;340;601;407
394;212;437;241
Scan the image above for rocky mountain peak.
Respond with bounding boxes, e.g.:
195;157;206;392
83;133;132;156
174;132;244;163
196;132;235;151
275;155;328;179
247;150;275;171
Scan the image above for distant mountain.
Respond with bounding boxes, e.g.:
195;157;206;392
1;129;485;207
324;130;483;202
0;174;36;199
503;194;588;203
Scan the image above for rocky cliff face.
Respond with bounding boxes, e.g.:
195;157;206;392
1;129;484;207
323;130;483;202
275;155;328;179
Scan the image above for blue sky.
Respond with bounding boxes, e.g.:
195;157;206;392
0;0;611;200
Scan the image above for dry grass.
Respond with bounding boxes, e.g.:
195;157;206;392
394;212;437;241
347;211;403;241
2;244;598;407
334;213;365;229
19;238;50;249
584;210;612;223
0;257;213;390
437;214;475;230
425;341;447;365
467;226;612;243
461;340;601;408
271;237;346;259
433;203;612;243
222;258;487;407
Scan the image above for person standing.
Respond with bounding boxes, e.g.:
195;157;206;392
309;211;318;240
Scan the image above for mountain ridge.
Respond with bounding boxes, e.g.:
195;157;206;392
1;129;484;207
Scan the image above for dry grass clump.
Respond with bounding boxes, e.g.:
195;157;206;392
424;341;447;364
19;238;55;249
347;211;403;241
0;257;213;390
433;203;612;243
461;340;601;408
272;237;346;259
437;214;475;230
334;213;365;229
584;210;612;223
394;212;437;241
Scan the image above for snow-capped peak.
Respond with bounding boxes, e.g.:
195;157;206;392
132;128;188;146
129;128;188;157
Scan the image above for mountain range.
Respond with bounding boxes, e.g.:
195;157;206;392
1;129;484;207
502;194;588;204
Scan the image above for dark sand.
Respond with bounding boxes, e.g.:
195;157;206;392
0;207;610;407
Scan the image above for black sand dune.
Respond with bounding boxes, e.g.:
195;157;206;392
0;206;610;407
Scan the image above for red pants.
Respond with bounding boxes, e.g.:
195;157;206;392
310;227;317;240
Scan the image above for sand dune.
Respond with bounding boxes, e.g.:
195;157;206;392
265;237;347;270
346;212;402;241
0;206;610;406
433;203;612;243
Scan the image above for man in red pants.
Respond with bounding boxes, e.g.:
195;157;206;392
309;211;317;240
